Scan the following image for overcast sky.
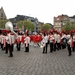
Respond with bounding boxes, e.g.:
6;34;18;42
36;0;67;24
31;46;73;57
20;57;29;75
0;0;75;24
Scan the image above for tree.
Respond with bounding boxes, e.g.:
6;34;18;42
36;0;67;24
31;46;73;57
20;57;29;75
41;23;51;31
62;21;75;33
71;23;75;30
17;20;35;31
0;20;9;28
62;21;71;33
17;21;23;29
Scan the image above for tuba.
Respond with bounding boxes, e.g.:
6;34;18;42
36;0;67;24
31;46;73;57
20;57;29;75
5;21;18;39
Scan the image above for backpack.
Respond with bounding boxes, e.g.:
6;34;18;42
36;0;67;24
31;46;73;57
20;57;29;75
62;38;67;45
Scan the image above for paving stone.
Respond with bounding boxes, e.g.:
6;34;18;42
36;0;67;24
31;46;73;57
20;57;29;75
0;45;75;75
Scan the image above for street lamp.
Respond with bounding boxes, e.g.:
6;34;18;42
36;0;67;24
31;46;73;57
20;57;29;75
61;21;63;31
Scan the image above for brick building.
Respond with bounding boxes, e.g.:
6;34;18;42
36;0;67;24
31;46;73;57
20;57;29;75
53;14;69;31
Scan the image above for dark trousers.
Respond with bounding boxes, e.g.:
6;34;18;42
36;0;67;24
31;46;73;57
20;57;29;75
43;46;45;53
25;44;29;52
46;43;48;53
17;43;21;51
11;44;14;51
43;43;48;53
57;43;61;50
50;42;54;52
62;44;66;49
5;42;8;53
54;42;58;51
9;44;13;56
67;44;71;56
1;43;4;50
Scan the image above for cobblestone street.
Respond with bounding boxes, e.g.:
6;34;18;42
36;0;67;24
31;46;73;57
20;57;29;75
0;45;75;75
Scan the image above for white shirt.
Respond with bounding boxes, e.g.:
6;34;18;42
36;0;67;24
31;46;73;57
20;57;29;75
45;35;48;43
54;34;58;43
57;34;61;43
61;34;67;39
24;36;30;44
49;35;54;43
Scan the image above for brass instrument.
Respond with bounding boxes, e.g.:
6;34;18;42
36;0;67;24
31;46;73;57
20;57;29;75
5;21;18;39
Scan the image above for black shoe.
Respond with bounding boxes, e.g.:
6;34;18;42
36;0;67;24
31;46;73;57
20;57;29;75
50;51;52;53
68;55;71;56
8;55;13;57
18;50;20;51
5;52;8;54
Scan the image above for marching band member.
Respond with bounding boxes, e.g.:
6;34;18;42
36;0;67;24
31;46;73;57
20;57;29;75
33;33;38;47
7;31;13;57
49;30;54;53
24;34;30;52
59;32;62;50
37;33;42;46
72;32;75;52
21;33;25;44
41;33;46;53
67;34;72;56
57;32;61;50
5;33;9;54
16;33;22;51
3;33;6;51
1;32;4;50
61;32;67;49
11;33;14;51
45;33;49;53
54;31;58;51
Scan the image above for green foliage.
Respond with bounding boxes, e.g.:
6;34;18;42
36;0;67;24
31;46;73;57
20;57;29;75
0;20;9;28
62;21;71;33
17;20;35;31
17;21;23;28
41;23;51;31
71;24;75;30
62;21;75;33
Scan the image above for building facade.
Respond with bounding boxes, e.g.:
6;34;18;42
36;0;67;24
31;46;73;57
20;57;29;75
37;22;44;32
54;14;75;31
0;7;7;20
69;15;75;26
9;15;38;32
54;14;69;31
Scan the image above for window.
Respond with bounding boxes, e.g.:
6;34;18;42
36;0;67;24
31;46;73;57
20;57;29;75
63;22;65;25
57;18;59;20
55;23;57;25
63;18;67;20
59;22;61;25
1;13;3;17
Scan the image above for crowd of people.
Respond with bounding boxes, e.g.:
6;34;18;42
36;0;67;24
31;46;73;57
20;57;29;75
0;29;75;57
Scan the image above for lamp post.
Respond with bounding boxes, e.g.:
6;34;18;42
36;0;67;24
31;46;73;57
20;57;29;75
22;22;24;31
61;21;63;31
